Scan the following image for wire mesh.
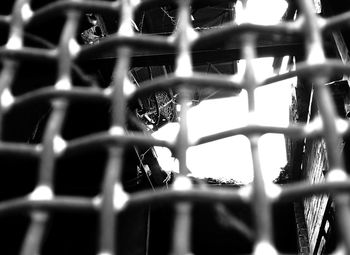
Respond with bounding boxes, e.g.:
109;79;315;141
1;0;350;254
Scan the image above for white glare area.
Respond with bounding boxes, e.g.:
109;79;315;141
336;118;349;134
307;43;326;65
332;245;346;255
152;123;179;172
175;53;193;77
123;78;137;96
173;176;192;191
92;196;102;207
21;3;33;22
98;252;113;255
53;135;67;155
313;0;322;14
109;125;124;135
1;88;15;109
327;169;348;182
258;133;287;182
29;185;53;201
6;36;22;50
265;182;282;200
238;184;252;201
119;20;134;36
188;135;253;182
235;0;288;25
153;57;294;184
103;86;113;96
304;116;323;135
254;241;278;255
152;2;294;184
68;38;81;57
131;0;142;8
113;183;129;210
55;77;72;90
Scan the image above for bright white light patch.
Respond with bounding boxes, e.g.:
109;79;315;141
187;93;249;138
113;183;129;211
186;135;254;182
327;169;348;182
265;182;282;200
21;3;33;22
92;196;102;207
254;241;278;255
68;38;80;57
182;92;253;182
153;146;179;173
307;43;326;65
119;21;134;36
29;185;53;201
336;119;349;134
175;53;193;77
255;61;292;127
103;86;112;96
53;136;67;155
113;183;129;210
124;78;136;96
304;117;323;135
109;126;124;135
35;144;43;153
238;184;252;201
236;0;288;25
131;0;141;8
6;36;22;50
152;122;179;144
259;134;287;183
187;27;199;42
55;78;71;90
152;123;180;173
175;57;192;77
98;252;113;255
153;58;291;183
332;245;346;255
1;88;15;109
313;0;322;14
173;176;192;191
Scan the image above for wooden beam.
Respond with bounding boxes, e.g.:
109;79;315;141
323;0;350;81
332;31;350;64
87;39;303;67
321;0;350;65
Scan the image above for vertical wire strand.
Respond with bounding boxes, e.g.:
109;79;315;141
20;6;79;255
1;1;41;254
99;147;124;255
297;0;350;253
171;95;192;255
170;0;194;254
0;0;30;137
242;34;275;254
297;1;343;171
20;209;49;255
0;60;16;138
98;0;134;254
20;101;67;255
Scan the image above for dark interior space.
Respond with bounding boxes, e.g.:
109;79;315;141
148;199;298;254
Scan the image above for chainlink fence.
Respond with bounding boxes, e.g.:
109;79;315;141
1;0;350;254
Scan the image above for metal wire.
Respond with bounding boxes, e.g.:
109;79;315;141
1;0;350;254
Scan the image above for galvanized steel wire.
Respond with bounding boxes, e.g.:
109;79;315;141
1;0;350;254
